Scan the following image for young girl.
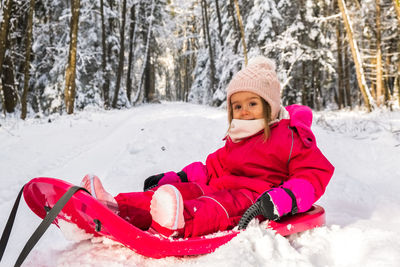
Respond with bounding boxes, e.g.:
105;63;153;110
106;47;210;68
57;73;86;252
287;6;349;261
81;56;334;238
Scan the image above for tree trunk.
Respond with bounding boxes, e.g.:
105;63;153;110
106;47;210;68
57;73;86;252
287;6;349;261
375;0;384;106
21;0;35;119
301;62;307;106
315;64;322;111
112;0;127;108
0;0;13;114
201;0;216;94
185;17;196;102
310;60;316;109
200;0;207;48
183;38;189;101
393;0;400;25
134;0;155;104
144;50;156;102
189;18;197;96
2;53;17;113
337;0;374;111
126;4;136;102
384;54;392;107
336;10;344;109
214;0;223;45
186;37;193;102
233;0;248;66
395;72;400;108
0;0;12;74
344;46;352;108
64;0;80;114
397;40;400;107
228;0;240;54
100;0;110;108
165;70;171;100
174;58;182;100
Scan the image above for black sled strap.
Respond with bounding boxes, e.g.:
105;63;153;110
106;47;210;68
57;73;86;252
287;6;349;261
0;186;25;262
0;185;89;267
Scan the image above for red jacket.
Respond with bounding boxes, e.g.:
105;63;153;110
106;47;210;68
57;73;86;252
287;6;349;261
185;104;334;203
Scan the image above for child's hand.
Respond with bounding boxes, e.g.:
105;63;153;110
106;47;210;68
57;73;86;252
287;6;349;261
143;171;187;191
143;173;164;191
238;178;316;229
238;191;280;230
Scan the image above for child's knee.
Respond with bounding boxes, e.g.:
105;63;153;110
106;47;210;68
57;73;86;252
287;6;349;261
182;197;231;237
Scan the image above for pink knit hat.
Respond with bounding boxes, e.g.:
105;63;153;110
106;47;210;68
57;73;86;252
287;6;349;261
226;56;281;120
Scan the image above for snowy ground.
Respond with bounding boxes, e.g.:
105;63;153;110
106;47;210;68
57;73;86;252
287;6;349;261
1;102;400;267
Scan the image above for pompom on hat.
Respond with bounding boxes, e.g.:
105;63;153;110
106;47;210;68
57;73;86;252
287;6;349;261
226;56;281;120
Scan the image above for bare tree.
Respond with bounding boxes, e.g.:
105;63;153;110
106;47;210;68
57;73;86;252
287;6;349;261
337;0;374;111
64;0;81;114
233;0;247;66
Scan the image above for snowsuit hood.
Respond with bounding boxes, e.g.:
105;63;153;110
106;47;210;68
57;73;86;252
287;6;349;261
285;104;315;148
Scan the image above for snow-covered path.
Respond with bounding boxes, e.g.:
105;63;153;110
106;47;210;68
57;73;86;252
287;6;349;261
0;103;399;266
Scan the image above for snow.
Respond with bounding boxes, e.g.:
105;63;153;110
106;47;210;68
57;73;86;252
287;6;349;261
58;220;93;242
1;102;400;266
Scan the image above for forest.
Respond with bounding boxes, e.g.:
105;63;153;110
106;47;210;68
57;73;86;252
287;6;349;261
0;0;399;118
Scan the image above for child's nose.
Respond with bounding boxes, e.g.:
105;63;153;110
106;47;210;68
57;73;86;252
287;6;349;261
240;108;250;116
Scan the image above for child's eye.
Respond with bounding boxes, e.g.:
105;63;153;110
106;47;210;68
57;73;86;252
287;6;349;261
249;102;258;107
233;105;242;110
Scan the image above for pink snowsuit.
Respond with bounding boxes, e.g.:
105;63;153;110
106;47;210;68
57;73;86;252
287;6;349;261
115;104;334;237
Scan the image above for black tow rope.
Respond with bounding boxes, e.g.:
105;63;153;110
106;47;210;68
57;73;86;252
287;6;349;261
0;186;25;262
0;185;89;267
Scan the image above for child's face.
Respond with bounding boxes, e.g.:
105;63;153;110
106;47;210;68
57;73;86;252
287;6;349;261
231;92;264;120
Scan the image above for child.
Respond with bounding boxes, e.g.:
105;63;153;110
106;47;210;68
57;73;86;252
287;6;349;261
81;56;334;238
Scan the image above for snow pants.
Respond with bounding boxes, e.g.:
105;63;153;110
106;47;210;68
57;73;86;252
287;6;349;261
114;182;261;237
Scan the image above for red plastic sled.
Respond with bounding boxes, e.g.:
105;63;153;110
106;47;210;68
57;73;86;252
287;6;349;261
23;177;325;259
